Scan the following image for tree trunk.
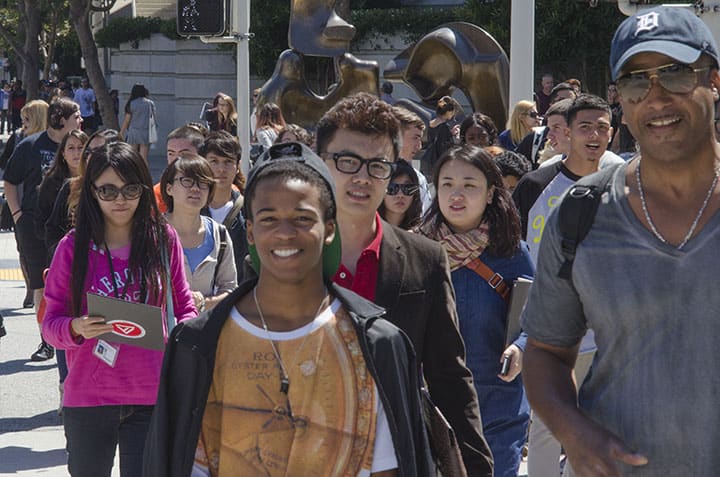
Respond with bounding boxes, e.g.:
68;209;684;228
22;0;40;99
69;0;119;130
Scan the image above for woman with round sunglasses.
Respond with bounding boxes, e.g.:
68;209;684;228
41;142;196;477
498;100;541;151
420;146;534;477
378;159;423;231
161;154;237;314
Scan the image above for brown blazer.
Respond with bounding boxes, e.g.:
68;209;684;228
375;222;494;476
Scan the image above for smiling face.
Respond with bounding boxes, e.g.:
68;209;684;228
94;167;140;231
323;129;395;224
62;110;83;134
566;109;613;163
64;136;85;177
437;159;494;234
247;176;335;285
618;52;718;164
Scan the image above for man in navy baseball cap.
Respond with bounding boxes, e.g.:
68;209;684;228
523;5;720;477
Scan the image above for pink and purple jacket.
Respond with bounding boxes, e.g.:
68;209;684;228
42;225;197;407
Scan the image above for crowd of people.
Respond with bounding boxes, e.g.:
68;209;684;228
0;7;718;476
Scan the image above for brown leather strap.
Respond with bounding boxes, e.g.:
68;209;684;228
465;258;510;302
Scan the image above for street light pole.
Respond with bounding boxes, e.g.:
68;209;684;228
509;0;535;116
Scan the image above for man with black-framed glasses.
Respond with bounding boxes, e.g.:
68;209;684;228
523;7;720;476
316;92;493;477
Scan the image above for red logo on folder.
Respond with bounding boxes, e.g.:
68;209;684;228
108;320;146;339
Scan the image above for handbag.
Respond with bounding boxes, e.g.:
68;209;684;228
421;387;468;477
148;102;158;144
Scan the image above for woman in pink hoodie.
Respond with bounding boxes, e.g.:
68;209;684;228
42;141;197;477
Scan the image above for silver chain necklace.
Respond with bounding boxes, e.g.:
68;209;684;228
252;287;328;394
635;157;718;250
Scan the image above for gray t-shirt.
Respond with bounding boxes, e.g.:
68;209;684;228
522;161;720;476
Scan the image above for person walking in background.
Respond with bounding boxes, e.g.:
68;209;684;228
377;159;423;231
424;96;458;174
10;80;26;131
74;78;97;133
42;142;196;476
120;83;157;163
3;98;81;361
254;102;286;148
534;73;554;115
161;154;237;313
206;92;238;136
498;100;541;151
0;82;11;134
420;146;534;477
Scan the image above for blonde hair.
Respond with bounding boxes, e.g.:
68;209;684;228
21;100;49;136
507;100;536;145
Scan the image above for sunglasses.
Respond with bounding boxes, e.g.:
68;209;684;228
322;152;395;180
173;176;212;190
387;182;419;196
524;111;540;119
616;63;710;103
93;183;144;201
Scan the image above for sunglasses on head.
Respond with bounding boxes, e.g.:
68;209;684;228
387;182;419;196
616;63;711;103
93;183;144;201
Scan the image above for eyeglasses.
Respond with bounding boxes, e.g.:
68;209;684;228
93;183;144;201
173;176;211;190
524;111;540;119
387;183;419;196
616;63;711;103
322;152;395;180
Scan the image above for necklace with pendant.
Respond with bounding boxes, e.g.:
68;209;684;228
635;157;718;250
253;286;328;395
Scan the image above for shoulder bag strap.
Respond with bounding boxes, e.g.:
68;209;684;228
211;225;228;292
465;257;511;303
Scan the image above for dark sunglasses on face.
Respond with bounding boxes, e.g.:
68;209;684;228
93;183;144;201
524;111;540;119
173;176;211;190
616;63;710;103
322;152;395;180
387;182;419;196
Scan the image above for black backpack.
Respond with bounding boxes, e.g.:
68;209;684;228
557;164;622;280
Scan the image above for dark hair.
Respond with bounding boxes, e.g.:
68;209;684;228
422;146;521;257
566;94;611;127
124;83;149;114
460;113;498;146
550;82;577;102
275;124;313;147
42;130;89;183
545;98;573;119
378;159;422;231
436;96;456;116
71;142;167;315
199;130;245;192
244;160;335;222
381;81;393;95
48;98;80;130
494;150;532;180
316;92;401;161
160;154;217;212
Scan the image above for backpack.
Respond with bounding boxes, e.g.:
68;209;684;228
211;225;228;292
557;164;622;280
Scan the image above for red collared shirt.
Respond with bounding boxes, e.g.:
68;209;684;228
333;214;383;301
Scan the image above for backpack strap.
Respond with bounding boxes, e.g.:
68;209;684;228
531;127;547;167
211;225;228;292
557;164;621;280
465;257;511;302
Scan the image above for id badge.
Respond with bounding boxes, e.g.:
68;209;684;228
93;339;119;367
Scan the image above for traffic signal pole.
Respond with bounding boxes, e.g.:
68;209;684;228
200;0;253;176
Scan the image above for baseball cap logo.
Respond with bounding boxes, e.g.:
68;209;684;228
635;11;660;35
108;320;146;338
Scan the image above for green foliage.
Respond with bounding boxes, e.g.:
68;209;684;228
249;0;290;78
351;7;461;46
95;16;179;48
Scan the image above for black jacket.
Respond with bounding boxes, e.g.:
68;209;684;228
143;279;434;477
200;189;247;283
